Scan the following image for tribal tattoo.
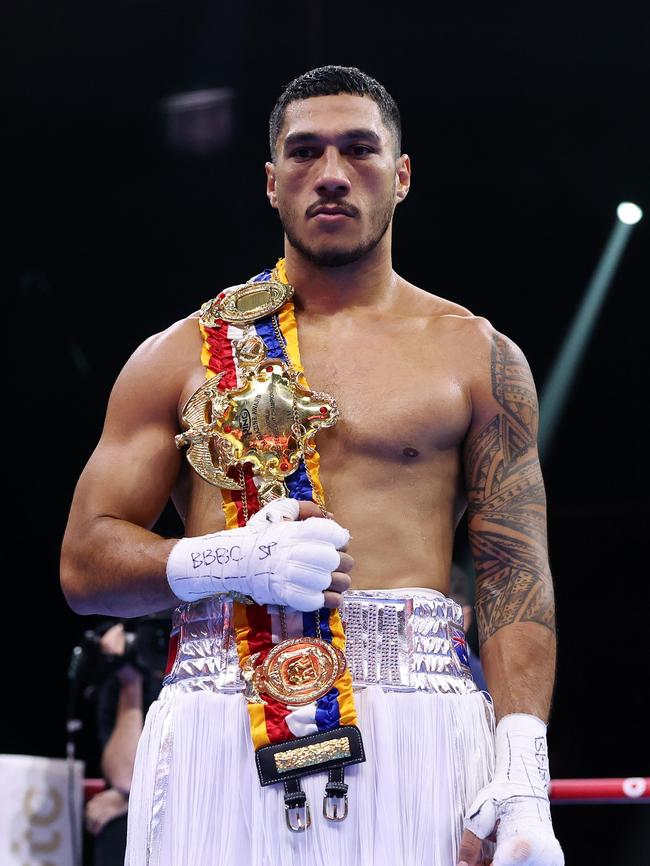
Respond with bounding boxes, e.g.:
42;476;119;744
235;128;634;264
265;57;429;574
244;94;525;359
464;334;556;644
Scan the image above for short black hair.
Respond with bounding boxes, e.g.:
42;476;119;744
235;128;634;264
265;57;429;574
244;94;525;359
269;65;401;160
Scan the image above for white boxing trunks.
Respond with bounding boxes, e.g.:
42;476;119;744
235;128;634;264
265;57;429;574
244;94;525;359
125;588;495;866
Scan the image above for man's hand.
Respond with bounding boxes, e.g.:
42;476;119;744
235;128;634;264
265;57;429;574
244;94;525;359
166;498;353;611
457;792;563;866
281;500;353;609
456;715;564;866
85;788;129;836
457;827;493;866
99;623;141;685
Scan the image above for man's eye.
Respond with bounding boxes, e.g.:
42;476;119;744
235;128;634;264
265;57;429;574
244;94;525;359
291;148;315;159
349;145;373;157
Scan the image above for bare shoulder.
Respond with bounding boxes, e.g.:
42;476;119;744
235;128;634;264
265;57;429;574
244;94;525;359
454;315;531;374
400;278;476;320
448;316;539;430
444;314;533;388
400;278;495;346
400;280;533;385
121;313;202;381
103;312;203;431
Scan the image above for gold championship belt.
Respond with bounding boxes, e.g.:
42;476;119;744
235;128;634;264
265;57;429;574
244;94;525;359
175;273;364;831
176;278;339;505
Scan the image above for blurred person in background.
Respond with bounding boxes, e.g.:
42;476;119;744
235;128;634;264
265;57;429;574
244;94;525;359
85;622;165;866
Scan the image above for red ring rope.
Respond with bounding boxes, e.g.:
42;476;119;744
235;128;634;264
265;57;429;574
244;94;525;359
82;777;650;804
549;777;649;804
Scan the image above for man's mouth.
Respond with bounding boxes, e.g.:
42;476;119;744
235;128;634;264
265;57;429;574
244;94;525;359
313;213;350;224
307;203;358;220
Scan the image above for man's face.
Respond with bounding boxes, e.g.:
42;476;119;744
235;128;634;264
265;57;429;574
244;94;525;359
266;94;410;268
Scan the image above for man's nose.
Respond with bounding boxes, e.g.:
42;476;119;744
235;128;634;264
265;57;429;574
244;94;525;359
314;147;351;197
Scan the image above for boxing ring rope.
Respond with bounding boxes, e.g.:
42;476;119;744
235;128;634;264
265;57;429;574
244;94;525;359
82;777;650;804
549;777;649;805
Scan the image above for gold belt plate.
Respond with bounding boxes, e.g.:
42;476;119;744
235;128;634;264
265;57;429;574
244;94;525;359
200;279;294;326
247;637;347;706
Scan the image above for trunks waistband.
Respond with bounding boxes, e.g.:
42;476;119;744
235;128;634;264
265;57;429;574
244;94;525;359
162;588;477;697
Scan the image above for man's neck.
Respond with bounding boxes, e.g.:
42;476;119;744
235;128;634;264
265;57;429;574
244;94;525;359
283;237;398;316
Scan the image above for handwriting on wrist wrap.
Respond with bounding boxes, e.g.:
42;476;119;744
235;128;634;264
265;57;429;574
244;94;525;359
189;542;278;569
535;736;550;786
190;547;244;568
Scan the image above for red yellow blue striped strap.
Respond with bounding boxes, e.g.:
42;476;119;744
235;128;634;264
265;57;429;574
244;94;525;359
199;258;358;751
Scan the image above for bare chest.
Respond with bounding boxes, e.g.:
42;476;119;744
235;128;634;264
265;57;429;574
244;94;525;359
175;314;472;533
295;322;471;461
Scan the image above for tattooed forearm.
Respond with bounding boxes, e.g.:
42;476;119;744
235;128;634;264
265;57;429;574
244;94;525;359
465;334;556;643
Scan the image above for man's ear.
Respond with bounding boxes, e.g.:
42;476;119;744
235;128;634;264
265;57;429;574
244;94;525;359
265;162;278;209
395;154;411;203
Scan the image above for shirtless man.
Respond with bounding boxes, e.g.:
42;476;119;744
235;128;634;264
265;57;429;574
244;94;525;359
61;66;563;866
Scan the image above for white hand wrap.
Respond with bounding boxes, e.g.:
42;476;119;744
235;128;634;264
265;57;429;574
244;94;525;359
166;499;349;612
464;714;564;866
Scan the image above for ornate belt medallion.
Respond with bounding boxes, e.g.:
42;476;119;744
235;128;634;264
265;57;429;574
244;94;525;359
175;281;338;505
200;279;293;326
243;637;347;705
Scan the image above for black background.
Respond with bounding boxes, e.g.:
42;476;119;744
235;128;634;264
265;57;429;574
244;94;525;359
6;1;649;862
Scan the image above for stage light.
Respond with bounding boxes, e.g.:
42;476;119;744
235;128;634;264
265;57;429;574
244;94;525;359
616;202;643;225
538;202;642;458
161;87;236;156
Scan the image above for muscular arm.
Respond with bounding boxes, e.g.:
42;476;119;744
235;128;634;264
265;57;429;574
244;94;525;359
102;674;144;794
60;319;202;617
462;324;556;722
